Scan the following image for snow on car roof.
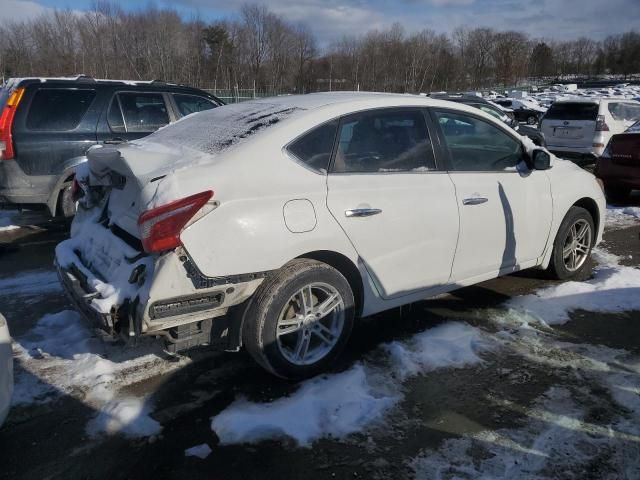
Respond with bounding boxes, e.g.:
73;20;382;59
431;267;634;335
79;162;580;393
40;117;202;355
134;101;303;155
134;92;439;156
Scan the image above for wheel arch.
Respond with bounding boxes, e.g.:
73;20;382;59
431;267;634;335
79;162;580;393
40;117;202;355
572;197;600;235
296;250;364;318
541;196;601;270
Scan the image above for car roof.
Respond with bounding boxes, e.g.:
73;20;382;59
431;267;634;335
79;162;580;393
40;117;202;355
231;91;471;111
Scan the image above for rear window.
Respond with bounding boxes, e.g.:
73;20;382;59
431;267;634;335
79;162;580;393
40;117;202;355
136;102;301;155
26;89;96;131
173;94;217;116
544;102;599;121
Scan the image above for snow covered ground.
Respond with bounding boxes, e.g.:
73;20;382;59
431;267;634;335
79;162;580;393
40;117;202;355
2;203;639;478
0;209;18;231
212;322;491;446
11;310;188;437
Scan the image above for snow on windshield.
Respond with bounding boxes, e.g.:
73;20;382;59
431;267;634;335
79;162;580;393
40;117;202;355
134;102;302;155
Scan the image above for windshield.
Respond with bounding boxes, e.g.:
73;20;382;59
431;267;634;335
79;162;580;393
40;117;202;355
135;101;302;155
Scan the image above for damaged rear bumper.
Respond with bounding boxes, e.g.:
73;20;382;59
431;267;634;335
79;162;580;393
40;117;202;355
55;260;120;333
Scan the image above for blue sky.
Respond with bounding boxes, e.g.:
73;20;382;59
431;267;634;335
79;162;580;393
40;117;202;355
2;0;639;45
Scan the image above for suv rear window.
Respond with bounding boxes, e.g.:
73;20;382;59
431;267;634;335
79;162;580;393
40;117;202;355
173;94;216;116
544;103;599;121
26;89;96;131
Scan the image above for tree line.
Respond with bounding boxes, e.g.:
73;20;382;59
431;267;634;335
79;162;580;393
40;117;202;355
1;2;638;94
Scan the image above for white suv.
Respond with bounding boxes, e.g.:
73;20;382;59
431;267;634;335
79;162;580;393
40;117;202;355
541;98;640;164
56;93;606;379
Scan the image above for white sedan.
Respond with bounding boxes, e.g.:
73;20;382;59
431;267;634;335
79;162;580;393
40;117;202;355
56;93;606;379
0;314;12;426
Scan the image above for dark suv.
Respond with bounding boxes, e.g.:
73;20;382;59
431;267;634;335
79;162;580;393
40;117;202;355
0;76;222;216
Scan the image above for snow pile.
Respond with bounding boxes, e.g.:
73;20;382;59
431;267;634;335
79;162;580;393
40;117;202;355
86;397;161;438
606;205;640;228
212;322;491;446
0;270;61;297
185;443;212;459
13;310;183;437
504;249;640;325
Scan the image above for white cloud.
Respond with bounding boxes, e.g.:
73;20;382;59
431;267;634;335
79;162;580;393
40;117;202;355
0;0;53;24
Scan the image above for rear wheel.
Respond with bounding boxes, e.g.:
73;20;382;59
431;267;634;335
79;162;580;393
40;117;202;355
604;185;630;204
547;206;594;281
243;259;355;380
56;178;76;218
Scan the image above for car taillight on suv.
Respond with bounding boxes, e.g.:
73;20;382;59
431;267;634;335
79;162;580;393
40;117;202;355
595;115;610;132
0;87;25;160
138;190;214;253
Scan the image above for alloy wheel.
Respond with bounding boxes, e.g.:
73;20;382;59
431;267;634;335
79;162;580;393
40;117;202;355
275;282;345;366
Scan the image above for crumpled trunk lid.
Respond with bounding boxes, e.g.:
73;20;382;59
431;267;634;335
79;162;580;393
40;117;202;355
84;143;185;239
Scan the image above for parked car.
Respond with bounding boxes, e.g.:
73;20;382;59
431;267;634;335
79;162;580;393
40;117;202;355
0;314;12;427
494;98;546;125
594;121;640;202
56;93;605;379
0;76;223;217
430;94;546;147
541;99;640;165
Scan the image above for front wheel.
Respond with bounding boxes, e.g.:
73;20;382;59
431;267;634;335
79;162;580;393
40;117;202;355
526;115;538;125
547;206;595;281
243;259;355;379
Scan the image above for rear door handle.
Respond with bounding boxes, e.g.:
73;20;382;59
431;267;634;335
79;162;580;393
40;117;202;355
345;208;382;218
462;197;488;206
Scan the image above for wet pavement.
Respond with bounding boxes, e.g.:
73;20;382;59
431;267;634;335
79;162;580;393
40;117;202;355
0;208;639;480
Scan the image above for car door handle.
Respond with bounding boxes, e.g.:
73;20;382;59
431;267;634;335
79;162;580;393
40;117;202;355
462;197;488;206
345;208;382;218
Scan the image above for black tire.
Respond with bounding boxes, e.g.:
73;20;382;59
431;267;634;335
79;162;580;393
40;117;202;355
57;181;76;218
243;259;355;380
526;115;537;125
604;186;630;204
547;206;595;281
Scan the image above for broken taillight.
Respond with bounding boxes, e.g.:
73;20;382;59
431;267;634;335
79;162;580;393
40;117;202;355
138;190;213;253
0;87;25;160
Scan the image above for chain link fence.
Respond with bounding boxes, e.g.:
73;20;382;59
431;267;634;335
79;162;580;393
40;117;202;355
203;88;289;104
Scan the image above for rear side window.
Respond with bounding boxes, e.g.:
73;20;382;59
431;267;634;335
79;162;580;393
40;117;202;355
173;94;216;117
609;103;640;122
26;89;96;131
332;109;435;173
544;103;599;121
288;120;338;172
113;92;169;133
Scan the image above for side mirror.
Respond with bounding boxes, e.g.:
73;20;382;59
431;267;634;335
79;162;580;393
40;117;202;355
531;148;552;170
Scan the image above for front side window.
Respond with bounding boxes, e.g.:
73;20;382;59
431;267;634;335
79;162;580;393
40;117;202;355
26;89;96;131
173;94;217;117
332;109;435;173
112;92;169;133
287;120;338;172
435;110;523;171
